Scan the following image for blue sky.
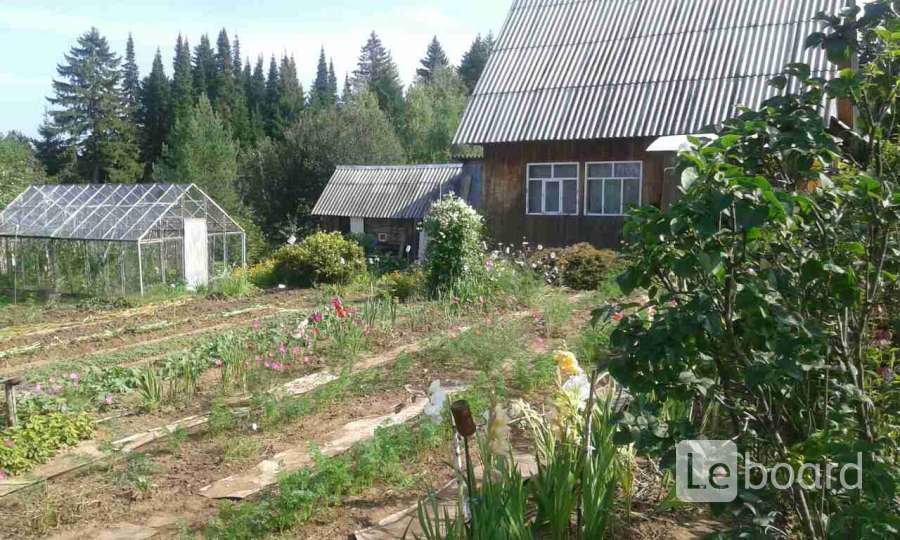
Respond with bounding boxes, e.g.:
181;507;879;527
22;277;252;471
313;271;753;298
0;0;508;137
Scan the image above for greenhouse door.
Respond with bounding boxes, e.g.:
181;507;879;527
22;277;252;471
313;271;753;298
183;218;209;290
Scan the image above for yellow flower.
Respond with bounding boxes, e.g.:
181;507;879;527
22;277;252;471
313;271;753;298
487;404;512;459
553;350;581;377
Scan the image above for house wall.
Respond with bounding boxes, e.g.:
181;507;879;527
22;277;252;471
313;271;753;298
481;138;676;248
317;216;420;258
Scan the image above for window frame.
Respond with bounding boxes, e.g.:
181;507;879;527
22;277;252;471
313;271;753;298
583;161;643;217
525;162;579;216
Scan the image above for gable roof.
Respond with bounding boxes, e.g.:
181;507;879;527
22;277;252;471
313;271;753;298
454;0;842;145
0;183;244;242
311;164;465;220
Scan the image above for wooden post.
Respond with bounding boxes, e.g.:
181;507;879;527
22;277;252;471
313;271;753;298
4;377;22;427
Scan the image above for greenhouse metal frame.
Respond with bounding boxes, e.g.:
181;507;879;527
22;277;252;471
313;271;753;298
0;183;246;297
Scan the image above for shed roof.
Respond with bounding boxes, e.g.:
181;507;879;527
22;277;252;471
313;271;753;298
454;0;842;145
311;164;465;220
0;183;244;242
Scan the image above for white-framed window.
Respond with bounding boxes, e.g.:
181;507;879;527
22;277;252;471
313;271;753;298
526;163;579;215
584;161;642;216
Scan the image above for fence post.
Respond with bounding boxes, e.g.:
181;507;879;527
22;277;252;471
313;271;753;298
4;377;22;427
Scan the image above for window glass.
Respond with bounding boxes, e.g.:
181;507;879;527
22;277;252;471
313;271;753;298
615;162;641;178
528;180;543;213
529;164;552;178
603;178;621;215
587;179;603;213
587;163;612;178
563;180;578;214
554;164;577;178
623;178;641;208
545;181;560;212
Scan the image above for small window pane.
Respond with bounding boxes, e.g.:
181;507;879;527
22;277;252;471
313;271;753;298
545;181;560;212
614;162;641;178
554;164;577;178
588;163;612;178
603;178;621;214
529;164;552;178
623;178;640;208
563;179;577;214
528;180;543;213
587;179;603;213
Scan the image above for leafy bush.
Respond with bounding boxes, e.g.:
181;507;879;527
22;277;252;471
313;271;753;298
348;232;377;256
209;269;259;298
0;412;94;474
378;269;423;302
558;243;618;290
246;258;277;289
272;232;366;287
422;194;484;293
610;14;900;537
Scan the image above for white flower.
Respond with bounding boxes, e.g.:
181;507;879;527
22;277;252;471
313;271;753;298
287;234;297;245
537;244;544;251
550;252;557;260
562;374;591;409
424;380;447;422
278;283;287;289
251;422;258;431
405;245;411;253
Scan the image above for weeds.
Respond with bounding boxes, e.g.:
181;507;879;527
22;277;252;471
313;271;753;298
208;398;235;434
112;452;159;498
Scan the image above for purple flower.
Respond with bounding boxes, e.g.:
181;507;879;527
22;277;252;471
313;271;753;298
214;358;223;367
33;383;42;394
873;329;893;348
291;346;301;356
278;342;287;355
104;395;114;405
69;372;79;382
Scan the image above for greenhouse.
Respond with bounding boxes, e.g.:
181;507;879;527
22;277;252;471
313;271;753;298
0;183;246;298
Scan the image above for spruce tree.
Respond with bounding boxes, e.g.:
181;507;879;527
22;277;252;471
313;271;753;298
232;34;243;80
214;28;235;104
171;34;194;121
248;56;266;116
274;55;305;129
192;34;216;100
138;49;170;177
43;27;141;182
309;47;331;108
352;32;404;123
264;55;280;136
155;95;239;213
341;74;352;106
416;36;449;83
327;60;338;104
122;33;141;120
459;32;494;93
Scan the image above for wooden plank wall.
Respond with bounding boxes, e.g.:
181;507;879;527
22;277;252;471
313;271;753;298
482;138;673;248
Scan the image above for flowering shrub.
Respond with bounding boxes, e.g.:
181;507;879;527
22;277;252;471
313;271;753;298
272;232;365;287
422;195;484;293
378;269;423;302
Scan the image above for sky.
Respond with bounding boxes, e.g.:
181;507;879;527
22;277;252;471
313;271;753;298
0;0;509;137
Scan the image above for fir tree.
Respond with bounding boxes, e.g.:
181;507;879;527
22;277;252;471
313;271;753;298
327;60;338;104
232;34;243;80
155;95;240;213
352;32;404;123
122;33;141;119
248;56;266;116
459;32;494;93
264;55;280;136
138;49;170;177
278;56;304;123
309;47;331;108
214;28;235;104
340;73;352;106
416;36;449;83
42;27;141;182
171;34;194;120
192;34;216;100
35;114;70;178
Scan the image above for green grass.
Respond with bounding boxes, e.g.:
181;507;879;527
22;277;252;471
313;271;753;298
205;418;449;539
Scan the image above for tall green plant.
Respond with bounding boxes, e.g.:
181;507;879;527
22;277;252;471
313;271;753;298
422;194;484;294
610;3;900;536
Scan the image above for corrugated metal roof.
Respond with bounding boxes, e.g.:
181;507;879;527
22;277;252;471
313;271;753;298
454;0;843;144
311;164;465;220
